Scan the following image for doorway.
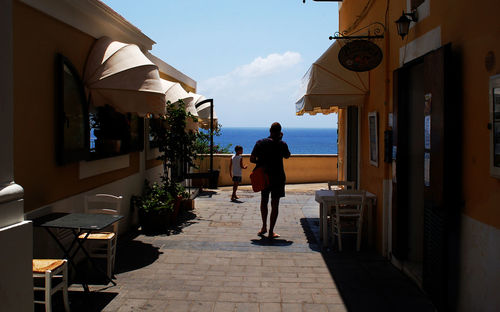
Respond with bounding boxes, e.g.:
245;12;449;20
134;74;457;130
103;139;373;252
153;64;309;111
404;61;425;283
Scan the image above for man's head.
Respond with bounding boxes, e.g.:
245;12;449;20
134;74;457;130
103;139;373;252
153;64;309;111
235;145;243;154
269;122;282;139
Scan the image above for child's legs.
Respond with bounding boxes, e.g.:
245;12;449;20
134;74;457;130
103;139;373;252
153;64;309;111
232;181;239;196
231;176;241;198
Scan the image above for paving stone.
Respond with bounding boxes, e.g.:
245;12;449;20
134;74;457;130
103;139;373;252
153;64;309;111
73;184;435;312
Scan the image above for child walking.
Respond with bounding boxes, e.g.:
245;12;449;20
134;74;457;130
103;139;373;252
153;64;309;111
229;145;247;201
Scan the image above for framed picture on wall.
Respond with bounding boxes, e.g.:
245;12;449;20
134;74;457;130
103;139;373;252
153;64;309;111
368;111;379;167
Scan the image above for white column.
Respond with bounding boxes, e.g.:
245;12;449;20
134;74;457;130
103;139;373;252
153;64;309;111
0;1;34;310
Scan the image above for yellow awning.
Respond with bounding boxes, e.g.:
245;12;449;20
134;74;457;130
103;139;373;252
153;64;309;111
296;40;369;116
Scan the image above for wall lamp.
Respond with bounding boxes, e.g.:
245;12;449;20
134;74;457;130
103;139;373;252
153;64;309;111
395;10;418;40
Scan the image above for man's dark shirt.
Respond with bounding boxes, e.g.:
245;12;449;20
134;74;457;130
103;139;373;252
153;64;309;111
251;136;291;186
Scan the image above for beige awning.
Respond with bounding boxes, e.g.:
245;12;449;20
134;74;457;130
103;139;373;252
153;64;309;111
189;92;218;130
83;36;165;116
161;79;194;109
296;40;369;116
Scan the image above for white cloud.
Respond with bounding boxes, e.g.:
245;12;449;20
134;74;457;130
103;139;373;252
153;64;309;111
195;51;334;128
200;51;301;93
234;52;301;78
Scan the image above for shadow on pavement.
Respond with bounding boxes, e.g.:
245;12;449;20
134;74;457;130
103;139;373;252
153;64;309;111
114;236;162;274
68;291;118;312
300;217;436;312
34;291;117;312
250;237;293;247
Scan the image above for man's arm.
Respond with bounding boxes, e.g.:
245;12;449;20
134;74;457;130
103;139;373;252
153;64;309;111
282;142;291;159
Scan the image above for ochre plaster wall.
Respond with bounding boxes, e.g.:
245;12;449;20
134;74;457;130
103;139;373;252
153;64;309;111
194;154;338;187
340;0;500;236
13;2;141;212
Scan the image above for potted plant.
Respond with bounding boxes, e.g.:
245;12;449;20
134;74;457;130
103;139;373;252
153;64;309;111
132;181;175;234
134;100;198;233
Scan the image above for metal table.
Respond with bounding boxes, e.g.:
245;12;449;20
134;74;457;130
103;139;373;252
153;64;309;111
315;190;377;248
33;212;123;291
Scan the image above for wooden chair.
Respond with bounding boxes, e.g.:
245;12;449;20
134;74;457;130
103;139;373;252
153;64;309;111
78;194;122;278
33;259;70;312
327;180;355;191
330;190;366;251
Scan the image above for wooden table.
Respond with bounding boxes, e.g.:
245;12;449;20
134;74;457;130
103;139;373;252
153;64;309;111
315;190;377;248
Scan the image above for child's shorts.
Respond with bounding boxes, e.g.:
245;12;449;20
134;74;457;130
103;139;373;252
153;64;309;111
232;176;242;182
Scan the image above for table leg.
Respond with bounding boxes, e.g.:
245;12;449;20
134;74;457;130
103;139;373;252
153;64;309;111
367;200;373;248
321;203;328;247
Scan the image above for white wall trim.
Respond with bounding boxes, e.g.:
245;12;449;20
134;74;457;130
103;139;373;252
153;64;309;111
406;0;430;26
20;0;155;51
399;26;441;66
79;154;130;179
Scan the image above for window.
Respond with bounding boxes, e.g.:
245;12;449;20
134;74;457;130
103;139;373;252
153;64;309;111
89;105;143;159
56;54;89;165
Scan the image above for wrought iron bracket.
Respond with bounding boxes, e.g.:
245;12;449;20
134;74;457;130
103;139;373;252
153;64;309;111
329;22;385;41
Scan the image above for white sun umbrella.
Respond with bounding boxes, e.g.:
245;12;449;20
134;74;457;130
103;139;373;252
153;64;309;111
83;36;165;116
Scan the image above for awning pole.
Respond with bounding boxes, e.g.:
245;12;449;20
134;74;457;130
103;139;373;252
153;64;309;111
209;99;214;173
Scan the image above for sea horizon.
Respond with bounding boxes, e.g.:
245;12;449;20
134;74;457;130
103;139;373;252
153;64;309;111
213;126;338;155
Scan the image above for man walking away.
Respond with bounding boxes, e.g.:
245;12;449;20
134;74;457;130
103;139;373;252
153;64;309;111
250;122;291;239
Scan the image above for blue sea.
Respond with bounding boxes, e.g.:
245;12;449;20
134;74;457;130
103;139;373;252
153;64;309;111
214;127;338;155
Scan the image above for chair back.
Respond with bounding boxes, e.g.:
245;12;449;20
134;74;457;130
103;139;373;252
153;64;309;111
84;194;123;233
328;180;355;191
333;189;366;214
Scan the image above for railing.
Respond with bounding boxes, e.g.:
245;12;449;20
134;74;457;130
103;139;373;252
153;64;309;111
192;154;338;187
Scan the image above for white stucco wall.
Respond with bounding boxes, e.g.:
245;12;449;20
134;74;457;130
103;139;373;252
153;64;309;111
458;214;500;312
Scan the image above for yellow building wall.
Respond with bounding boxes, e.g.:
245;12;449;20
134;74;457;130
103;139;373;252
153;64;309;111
339;0;500;238
12;2;143;212
194;154;338;187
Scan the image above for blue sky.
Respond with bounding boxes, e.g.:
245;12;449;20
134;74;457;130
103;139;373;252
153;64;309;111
102;0;339;128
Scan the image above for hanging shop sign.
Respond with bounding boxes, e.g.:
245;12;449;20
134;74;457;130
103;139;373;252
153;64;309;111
338;40;383;72
330;22;385;72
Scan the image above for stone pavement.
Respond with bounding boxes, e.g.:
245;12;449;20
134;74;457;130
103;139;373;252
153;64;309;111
64;183;435;312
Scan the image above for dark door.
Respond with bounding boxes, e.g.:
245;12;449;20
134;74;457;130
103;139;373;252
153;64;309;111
346;106;358;187
392;44;460;310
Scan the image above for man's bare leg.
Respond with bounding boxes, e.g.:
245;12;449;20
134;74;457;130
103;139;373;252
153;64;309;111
259;196;268;235
268;197;280;238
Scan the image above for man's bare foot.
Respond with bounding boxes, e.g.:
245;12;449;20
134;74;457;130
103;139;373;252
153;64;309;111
268;232;280;239
258;228;267;236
